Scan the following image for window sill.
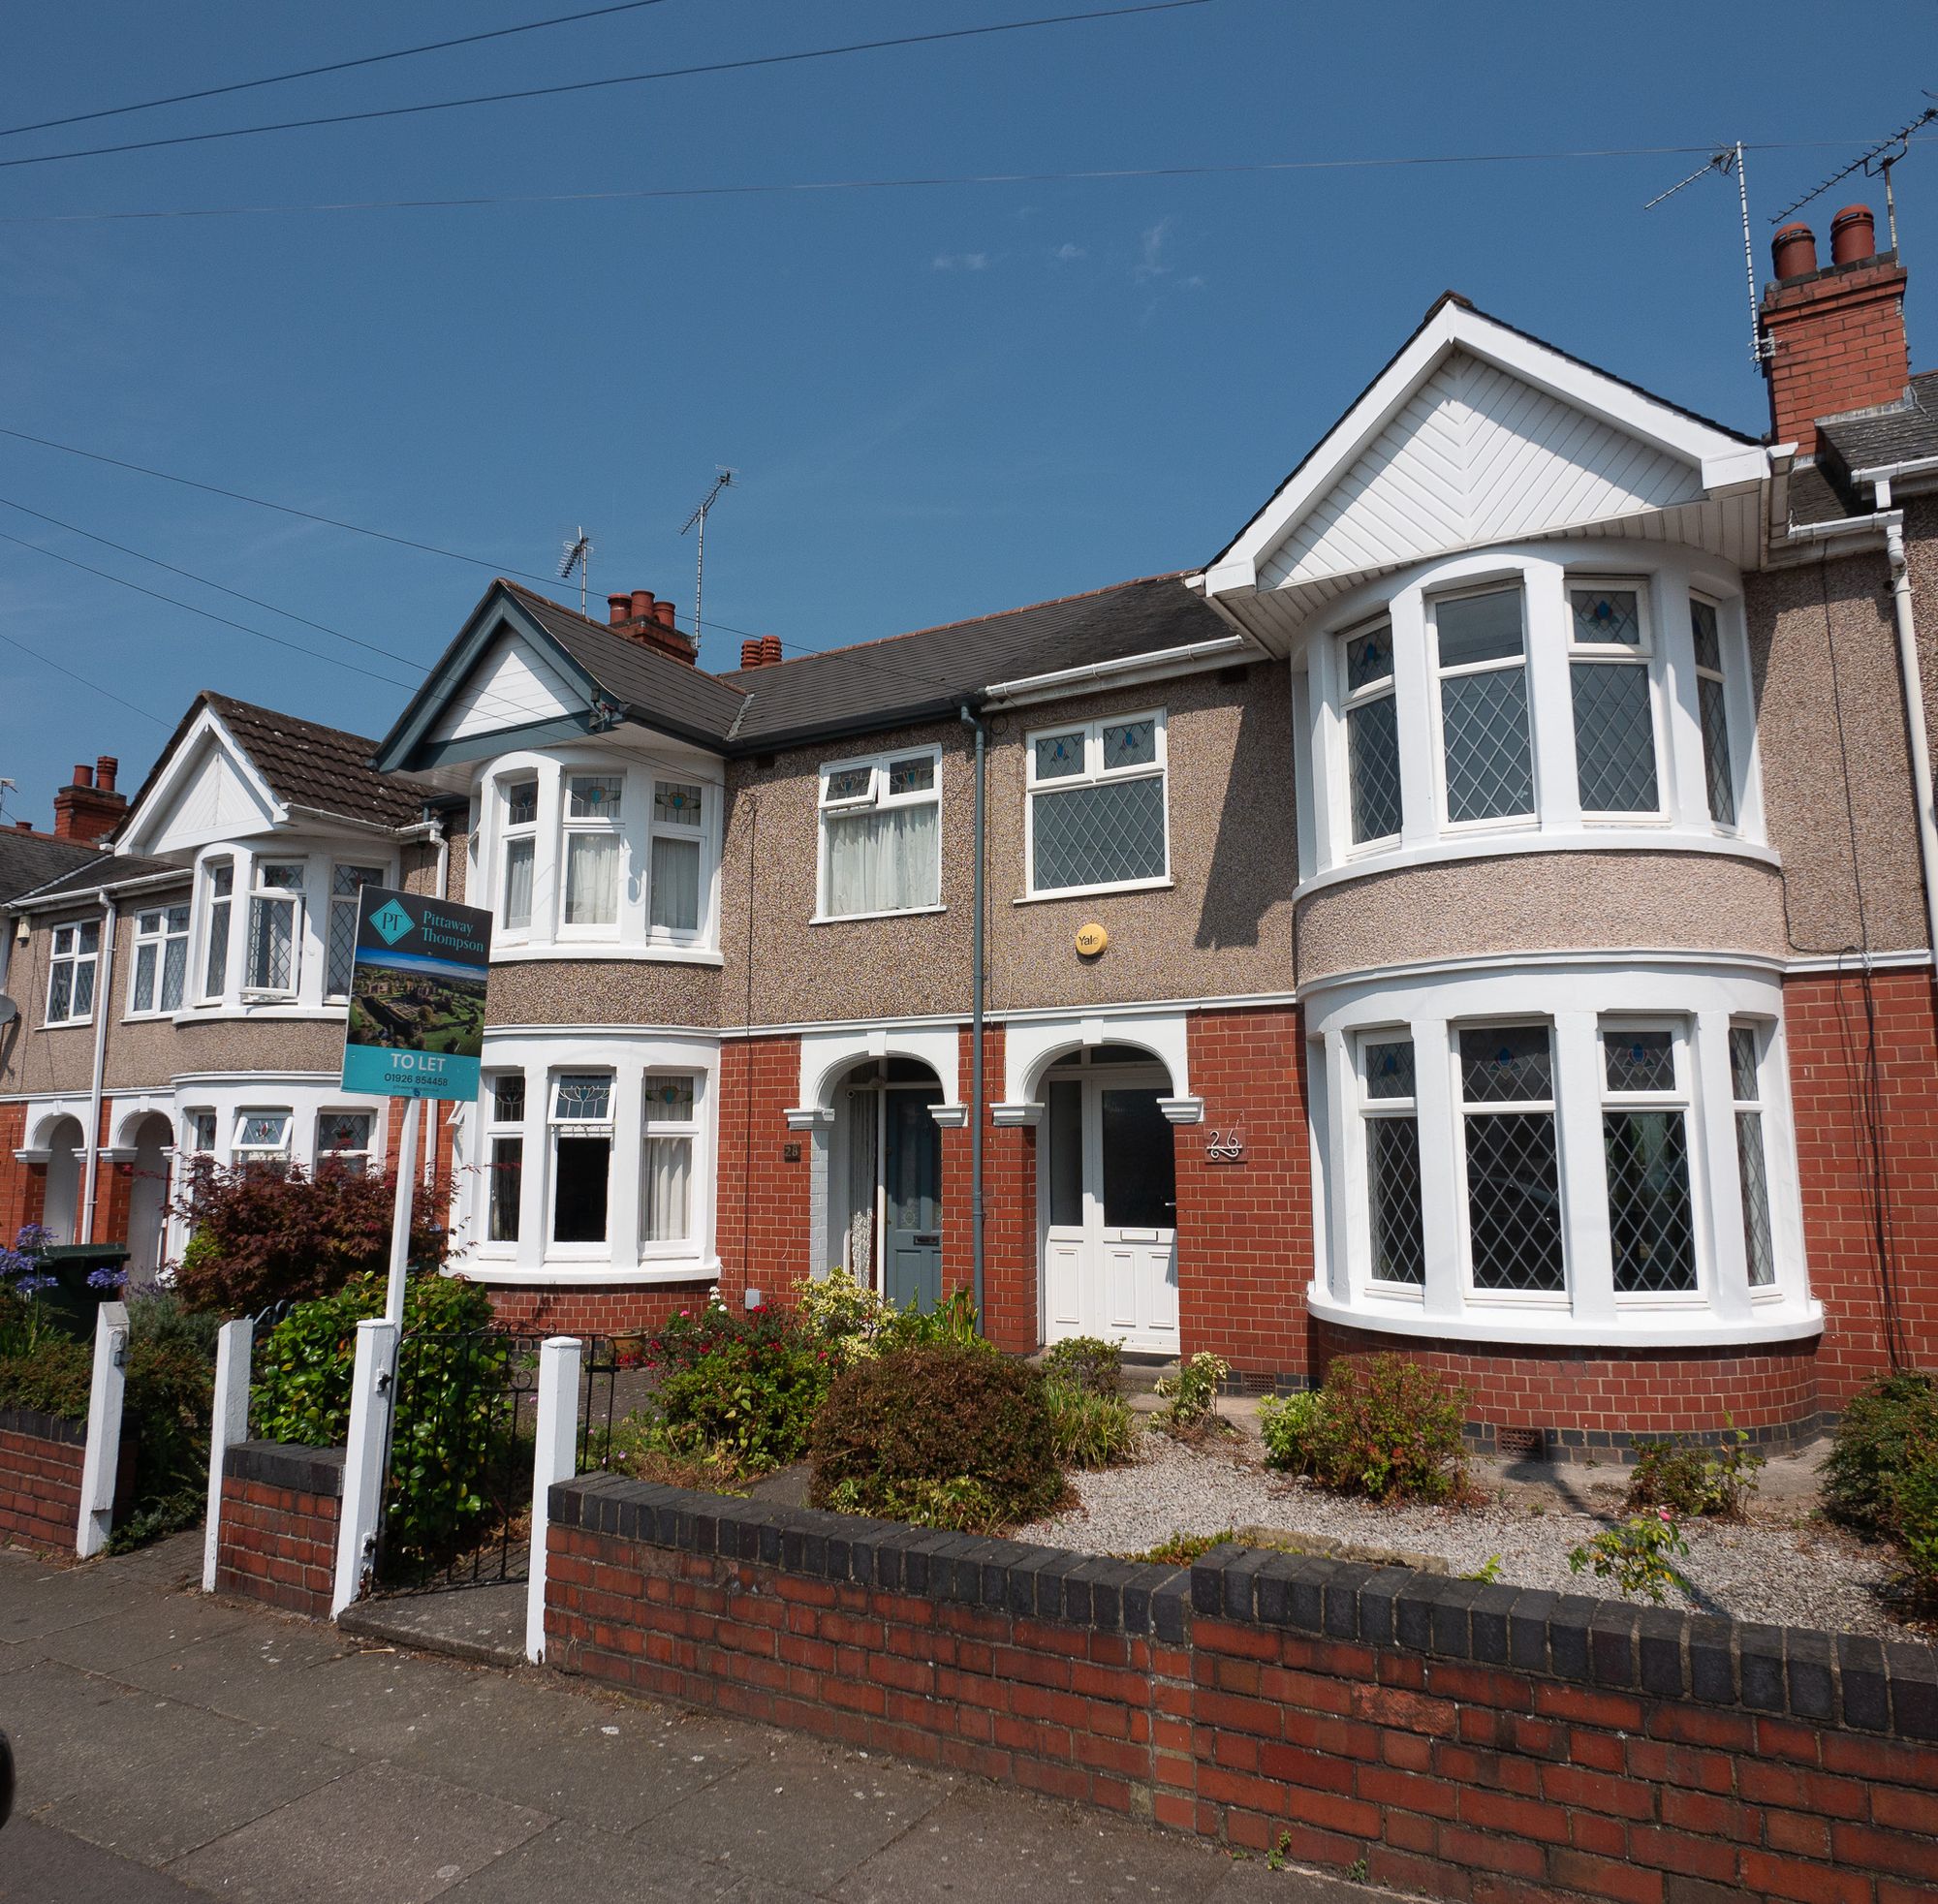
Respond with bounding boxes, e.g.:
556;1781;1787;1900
172;1005;346;1024
40;1019;94;1032
1013;877;1173;906
809;904;947;926
1306;1284;1824;1350
486;944;724;966
453;1258;721;1288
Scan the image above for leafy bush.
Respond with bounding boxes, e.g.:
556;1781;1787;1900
0;1332;91;1419
1569;1508;1691;1604
171;1160;447;1316
1883;1441;1938;1603
1625;1420;1764;1519
1153;1352;1230;1437
797;1266;897;1354
1261;1355;1467;1504
1825;1371;1938;1536
645;1332;833;1475
1043;1336;1123;1398
1129;1530;1234;1565
1044;1376;1139;1470
809;1344;1060;1531
0;1225;70;1356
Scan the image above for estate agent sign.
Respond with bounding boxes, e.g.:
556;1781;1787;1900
339;888;491;1101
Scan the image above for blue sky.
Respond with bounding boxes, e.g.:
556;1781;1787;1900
3;1;1935;826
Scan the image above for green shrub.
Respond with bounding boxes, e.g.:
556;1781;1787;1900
1625;1421;1763;1519
0;1333;92;1420
1044;1376;1139;1470
644;1333;832;1475
797;1266;896;1354
1569;1509;1691;1604
1883;1440;1938;1602
809;1344;1060;1530
1153;1352;1230;1437
1825;1371;1938;1536
1128;1530;1235;1565
1044;1336;1123;1398
1264;1355;1467;1504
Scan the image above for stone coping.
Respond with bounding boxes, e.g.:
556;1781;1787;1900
550;1471;1938;1743
0;1404;85;1448
226;1439;345;1499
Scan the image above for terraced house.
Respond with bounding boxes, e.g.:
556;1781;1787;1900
5;201;1937;1458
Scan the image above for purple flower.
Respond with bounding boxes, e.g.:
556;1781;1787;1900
86;1266;128;1292
16;1273;59;1296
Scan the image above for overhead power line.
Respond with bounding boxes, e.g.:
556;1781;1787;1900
0;624;171;728
0;0;675;142
0;2;1213;172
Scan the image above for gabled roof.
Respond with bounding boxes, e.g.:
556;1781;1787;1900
0;831;102;907
12;848;187;910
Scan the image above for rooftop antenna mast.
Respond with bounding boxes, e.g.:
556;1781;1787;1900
679;468;735;651
1645;142;1768;368
557;525;593;617
1772;100;1938;254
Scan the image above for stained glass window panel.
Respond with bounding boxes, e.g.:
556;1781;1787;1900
505;779;539;826
1033;732;1085;781
643;1075;696;1122
1570;587;1642;648
568;774;622;820
1690;599;1722;672
1345;624;1393;692
654;781;703;826
553;1074;612;1123
1364;1038;1416;1102
825;766;873;803
493;1074;525;1123
1603;1028;1675;1095
886;757;934;796
1103;719;1157;768
1460;1025;1552;1104
1729;1025;1761;1101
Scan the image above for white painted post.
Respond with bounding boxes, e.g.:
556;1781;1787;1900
331;1317;398;1617
526;1334;583;1665
384;1097;422;1327
201;1318;254;1593
76;1299;130;1559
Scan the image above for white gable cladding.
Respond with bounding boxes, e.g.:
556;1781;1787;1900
429;629;581;743
1259;350;1704;591
141;735;276;854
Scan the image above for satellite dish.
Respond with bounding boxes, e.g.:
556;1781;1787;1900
0;995;16;1027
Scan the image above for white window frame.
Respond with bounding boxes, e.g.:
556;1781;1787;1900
1356;1030;1424;1292
242;861;306;1000
559;771;627;936
647;780;706;942
815;743;945;921
496;772;540;939
1022;709;1170;899
1729;1018;1779;1295
314;1109;376;1175
547;1069;615;1251
1691;592;1739;831
1452;1018;1569;1308
233;1108;293;1169
198;857;234;1003
1429;583;1537;835
1338;620;1401;852
1566;578;1666;823
1597;1016;1704;1307
44;919;101;1027
325;865;387;1002
482;1071;527;1251
128;902;192;1018
640;1073;700;1254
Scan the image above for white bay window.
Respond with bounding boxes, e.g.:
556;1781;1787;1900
562;774;623;929
819;747;941;920
641;1074;698;1247
1433;587;1534;827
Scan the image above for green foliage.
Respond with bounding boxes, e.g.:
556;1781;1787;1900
810;1344;1060;1530
1153;1352;1230;1436
881;1285;985;1353
1042;1336;1123;1398
0;1332;91;1419
171;1159;448;1316
1043;1376;1139;1470
1128;1529;1234;1565
1465;1554;1505;1584
1569;1508;1691;1604
1883;1443;1938;1603
1625;1420;1764;1519
1825;1371;1938;1536
1260;1356;1467;1504
797;1266;896;1353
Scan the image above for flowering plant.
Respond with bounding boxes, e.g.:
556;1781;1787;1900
1569;1507;1692;1605
0;1225;61;1354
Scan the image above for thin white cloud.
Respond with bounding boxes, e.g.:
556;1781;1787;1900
1051;242;1086;264
931;251;990;272
1134;216;1176;283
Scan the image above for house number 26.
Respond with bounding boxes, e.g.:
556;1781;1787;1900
1205;1130;1245;1164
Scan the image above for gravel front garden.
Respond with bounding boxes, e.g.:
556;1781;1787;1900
1017;1414;1920;1639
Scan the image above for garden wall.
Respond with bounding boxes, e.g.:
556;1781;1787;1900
0;1404;83;1553
213;1441;343;1617
546;1475;1938;1904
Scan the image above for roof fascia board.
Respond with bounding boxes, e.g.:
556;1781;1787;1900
117;702;285;857
1206;303;1766;596
724;697;973;760
373;587;605;773
411;711;602;769
982;633;1253;708
13;865;190;913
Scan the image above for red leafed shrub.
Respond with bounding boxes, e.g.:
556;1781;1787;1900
171;1160;447;1316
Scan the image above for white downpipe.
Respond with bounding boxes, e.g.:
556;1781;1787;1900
332;1317;398;1616
76;1298;129;1558
1886;519;1938;971
201;1318;254;1592
78;891;115;1245
525;1334;583;1665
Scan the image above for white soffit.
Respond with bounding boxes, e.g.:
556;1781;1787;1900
428;626;582;744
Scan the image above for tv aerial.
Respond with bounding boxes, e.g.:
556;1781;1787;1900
557;525;593;617
680;469;735;650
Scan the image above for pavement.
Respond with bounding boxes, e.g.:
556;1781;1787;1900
0;1532;1386;1904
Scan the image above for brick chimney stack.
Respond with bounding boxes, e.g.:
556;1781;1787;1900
1760;205;1909;458
51;756;126;843
603;588;699;667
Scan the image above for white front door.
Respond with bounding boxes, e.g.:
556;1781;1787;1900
1041;1057;1178;1353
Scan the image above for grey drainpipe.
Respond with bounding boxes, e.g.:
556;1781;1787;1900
960;703;987;1324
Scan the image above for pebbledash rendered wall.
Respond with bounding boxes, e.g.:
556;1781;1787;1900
546;1475;1938;1904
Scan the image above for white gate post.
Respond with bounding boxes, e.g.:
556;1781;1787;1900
77;1299;130;1558
526;1334;583;1665
332;1318;398;1617
202;1318;254;1592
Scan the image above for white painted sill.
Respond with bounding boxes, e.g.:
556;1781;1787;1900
456;1258;722;1288
1013;877;1174;906
809;904;947;926
1306;1285;1826;1350
486;944;725;967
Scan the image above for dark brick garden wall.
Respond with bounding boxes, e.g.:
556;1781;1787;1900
546;1475;1938;1904
0;1405;83;1554
214;1441;343;1617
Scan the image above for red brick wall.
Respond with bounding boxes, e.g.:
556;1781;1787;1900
715;1034;810;1308
213;1442;343;1618
1785;969;1938;1406
1178;1007;1310;1384
483;1280;715;1337
1761;253;1909;457
547;1478;1938;1904
0;1103;36;1241
0;1408;83;1553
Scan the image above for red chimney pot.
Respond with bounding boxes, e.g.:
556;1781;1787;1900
630;589;654;624
1830;204;1877;266
760;636;784;666
1772;223;1817;281
73;764;93;790
94;755;117;794
607;592;632;626
652;600;676;631
739;640;766;669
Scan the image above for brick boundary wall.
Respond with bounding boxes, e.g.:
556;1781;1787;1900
0;1405;83;1554
482;1279;716;1337
214;1441;344;1617
546;1475;1938;1904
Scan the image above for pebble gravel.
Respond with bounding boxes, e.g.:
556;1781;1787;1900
1016;1426;1920;1639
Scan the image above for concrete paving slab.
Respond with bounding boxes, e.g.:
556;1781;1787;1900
435;1820;753;1902
34;1587;255;1673
340;1582;527;1667
833;1780;1235;1904
166;1762;550;1904
40;1722;355;1866
113;1621;372;1723
630;1737;953;1893
0;1818;205;1901
0;1557;141;1646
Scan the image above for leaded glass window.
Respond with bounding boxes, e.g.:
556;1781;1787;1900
641;1074;699;1246
1434;588;1534;824
650;781;705;935
327;865;385;1000
316;1111;373;1174
1600;1021;1697;1296
1341;621;1401;845
1731;1022;1775;1288
131;904;190;1014
246;862;304;994
563;774;623;929
1691;598;1737;827
201;859;233;1000
499;776;539;934
1360;1035;1423;1285
486;1072;524;1244
1027;710;1168;893
1458;1023;1565;1294
550;1073;611;1246
46;919;100;1025
1569;583;1659;815
820;748;942;918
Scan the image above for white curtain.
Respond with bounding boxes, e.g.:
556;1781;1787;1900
642;1135;692;1243
502;837;534;928
564;832;619;925
846;1088;876;1276
650;834;701;932
827;804;938;917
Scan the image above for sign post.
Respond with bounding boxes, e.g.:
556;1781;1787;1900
339;887;491;1327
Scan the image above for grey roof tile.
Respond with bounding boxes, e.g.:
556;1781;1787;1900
202;693;438;829
13;849;186;907
1817;370;1938;475
0;832;103;906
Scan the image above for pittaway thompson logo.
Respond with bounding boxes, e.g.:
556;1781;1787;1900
369;900;415;946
